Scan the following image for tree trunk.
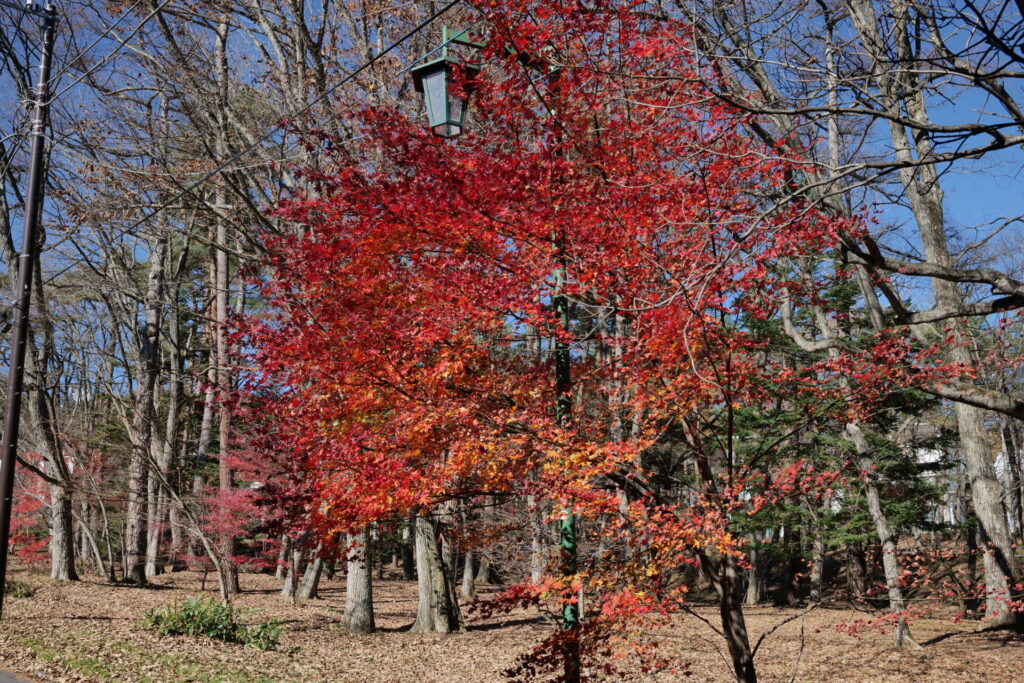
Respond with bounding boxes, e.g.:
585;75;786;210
461;550;475;599
24;296;77;581
48;483;77;581
411;511;461;633
847;541;867;599
401;519;415;581
744;534;767;605
810;510;827;603
275;534;290;580
299;548;325;600
144;461;163;578
846;0;1020;630
124;237;167;584
965;510;981;614
703;552;757;683
168;500;185;571
214;15;240;598
777;526;803;607
528;494;546;583
345;529;375;633
474;496;498;586
281;534;305;601
1001;421;1024;547
847;423;915;646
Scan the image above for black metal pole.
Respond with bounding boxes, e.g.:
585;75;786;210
0;3;57;619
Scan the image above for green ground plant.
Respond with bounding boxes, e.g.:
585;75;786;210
141;595;282;651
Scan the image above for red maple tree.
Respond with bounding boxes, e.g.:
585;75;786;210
241;2;939;679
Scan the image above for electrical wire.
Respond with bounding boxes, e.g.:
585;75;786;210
106;0;465;240
0;0;47;17
48;0;146;81
48;0;176;102
51;18;480;181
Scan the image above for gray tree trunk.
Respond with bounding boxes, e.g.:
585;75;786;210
846;0;1020;629
809;496;830;603
48;483;77;581
528;494;546;584
281;533;305;602
847;423;915;646
411;510;462;633
744;534;767;605
461;550;475;599
299;547;324;600
401;519;415;581
124;237;167;584
214;15;240;598
275;534;290;580
1001;421;1024;546
345;529;375;633
847;541;867;599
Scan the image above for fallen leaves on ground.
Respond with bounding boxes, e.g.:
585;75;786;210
0;567;1020;682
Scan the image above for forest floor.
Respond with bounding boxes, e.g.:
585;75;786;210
0;565;1021;682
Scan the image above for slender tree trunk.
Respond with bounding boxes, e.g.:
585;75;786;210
805;292;916;644
24;299;77;580
147;245;186;578
168;500;185;571
1001;421;1024;547
401;518;415;581
965;509;981;614
777;526;803;607
76;507;110;582
275;534;290;580
744;534;767;605
214;14;240;597
809;498;829;603
144;452;163;577
474;497;497;586
847;424;916;646
282;533;306;602
847;541;867;599
299;547;325;600
528;494;546;583
345;529;375;633
703;553;757;683
461;550;475;599
124;237;167;584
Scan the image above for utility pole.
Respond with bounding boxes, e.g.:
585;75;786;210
0;1;58;618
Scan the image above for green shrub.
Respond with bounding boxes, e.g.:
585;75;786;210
142;596;281;651
243;619;284;652
5;579;34;598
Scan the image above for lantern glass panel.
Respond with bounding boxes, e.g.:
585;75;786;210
421;67;448;129
450;93;464;124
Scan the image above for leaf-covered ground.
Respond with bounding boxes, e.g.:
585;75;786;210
0;566;1020;682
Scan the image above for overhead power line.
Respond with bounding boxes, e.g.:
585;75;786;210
48;0;146;81
49;0;176;101
0;0;48;17
113;0;464;239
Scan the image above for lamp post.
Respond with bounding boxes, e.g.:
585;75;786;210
409;29;580;682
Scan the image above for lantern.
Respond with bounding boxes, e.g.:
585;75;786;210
410;56;479;138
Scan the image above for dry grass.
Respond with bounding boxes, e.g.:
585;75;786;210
0;565;1020;682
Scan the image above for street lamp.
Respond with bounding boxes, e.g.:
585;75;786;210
410;56;479;138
